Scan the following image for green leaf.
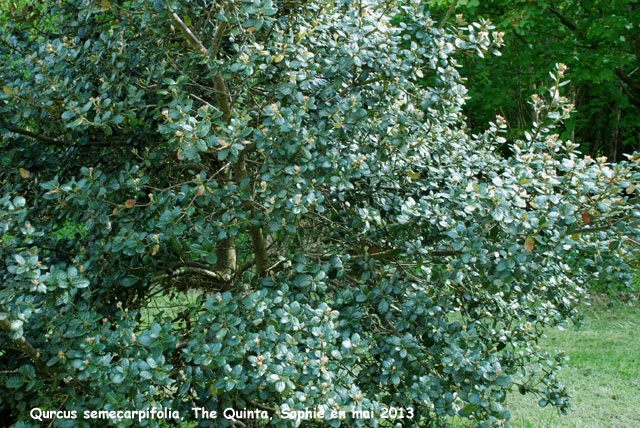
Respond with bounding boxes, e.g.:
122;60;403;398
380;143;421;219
215;328;228;341
72;278;90;289
61;111;75;120
146;357;157;369
5;377;25;389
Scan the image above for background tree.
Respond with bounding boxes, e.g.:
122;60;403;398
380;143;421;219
1;1;639;427
428;0;640;161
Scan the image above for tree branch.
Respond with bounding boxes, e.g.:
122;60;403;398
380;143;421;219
571;214;632;235
1;123;126;148
213;74;233;121
169;6;233;120
234;156;268;276
169;8;270;278
152;266;232;285
1;123;66;145
242;397;277;413
438;0;459;30
169;13;207;55
614;68;640;108
169;9;241;275
211;2;231;58
548;7;578;32
625;237;640;248
0;319;57;378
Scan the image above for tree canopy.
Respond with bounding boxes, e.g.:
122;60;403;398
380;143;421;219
427;0;640;160
1;1;639;427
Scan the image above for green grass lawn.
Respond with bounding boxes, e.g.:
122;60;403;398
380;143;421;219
500;301;640;428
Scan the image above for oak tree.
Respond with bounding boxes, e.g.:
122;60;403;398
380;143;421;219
1;1;639;427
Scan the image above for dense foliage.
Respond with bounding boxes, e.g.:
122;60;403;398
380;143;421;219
427;0;640;160
1;1;639;427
